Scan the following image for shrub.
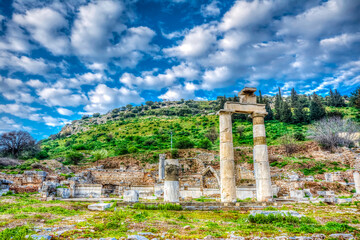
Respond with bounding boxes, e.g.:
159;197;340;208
65;152;84;165
72;144;87;150
92;149;108;161
171;149;179;158
293;132;305;141
115;146;129;155
0;225;32;240
128;146;138;153
279;134;297;155
93;113;100;117
175;137;194;149
197;139;212;150
308;117;360;151
132;203;182;211
36;150;49;160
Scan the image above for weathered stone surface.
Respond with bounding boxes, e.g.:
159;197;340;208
328;233;354;239
123;190;139;202
290;190;305;199
219;111;236;203
29;235;52;240
158;154;166;181
353;171;360;194
57;187;70;198
164;181;179;202
88;203;112;211
127;235;149;240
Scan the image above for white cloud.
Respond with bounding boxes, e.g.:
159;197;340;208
37;87;88;107
0;76;34;103
0;116;28;134
54;72;109;89
84;84;143;113
120;62;199;90
320;33;360;49
42;115;69;127
219;0;274;31
57;108;74;116
0;52;49;74
202;66;232;90
277;0;360;38
71;1;156;67
0;103;41;121
13;7;70;55
159;82;198;101
201;0;220;18
164;24;217;58
26;79;46;89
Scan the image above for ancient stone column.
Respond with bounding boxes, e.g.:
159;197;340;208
354;171;360;194
252;112;272;202
219;110;237;202
164;159;180;202
159;154;166;181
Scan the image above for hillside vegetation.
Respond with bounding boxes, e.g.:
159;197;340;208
38;88;360;164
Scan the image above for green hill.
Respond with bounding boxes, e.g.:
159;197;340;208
40;97;359;164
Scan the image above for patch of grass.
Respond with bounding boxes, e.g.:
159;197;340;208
0;225;33;240
132;203;182;211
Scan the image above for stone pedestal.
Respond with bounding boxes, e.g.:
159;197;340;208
252;113;272;202
354;171;360;194
123;190;139;202
219;110;237;202
159;154;166;181
164;159;180;202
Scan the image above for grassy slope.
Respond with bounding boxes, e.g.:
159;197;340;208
41;100;359;162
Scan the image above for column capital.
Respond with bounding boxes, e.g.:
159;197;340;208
251;111;267;118
217;109;234;115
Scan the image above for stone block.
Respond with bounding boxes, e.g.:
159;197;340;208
289;174;299;181
29;235;52;240
335;198;352;204
88;203;112;211
123;190;139;202
290;190;305;199
57;188;70;198
324;173;333;182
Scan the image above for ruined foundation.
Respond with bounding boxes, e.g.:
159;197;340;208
164;159;180;202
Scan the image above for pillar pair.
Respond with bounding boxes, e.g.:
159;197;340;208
219;111;272;202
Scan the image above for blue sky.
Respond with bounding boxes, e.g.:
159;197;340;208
0;0;359;139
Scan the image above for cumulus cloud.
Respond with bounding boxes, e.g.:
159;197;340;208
71;1;156;67
13;7;70;55
164;24;217;58
0;77;34;103
0;103;41;121
201;0;220;18
37;88;88;107
0;117;31;134
84;84;144;113
159;82;198;101
120;62;200;90
0;52;49;74
202;66;232;90
57;107;74;116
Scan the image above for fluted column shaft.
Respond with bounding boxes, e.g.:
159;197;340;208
219;110;237;202
252;113;272;202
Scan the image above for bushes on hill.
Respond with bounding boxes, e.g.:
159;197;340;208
175;137;194;149
65;152;84;165
197;139;212;150
308;117;359;151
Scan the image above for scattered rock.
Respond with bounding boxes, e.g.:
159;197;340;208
88;202;112;211
328;233;354;239
183;225;191;230
249;210;303;218
29;235;52;240
127;235;149;240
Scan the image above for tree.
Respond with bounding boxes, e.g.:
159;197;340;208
274;87;282;120
328;89;345;107
126;104;133;110
290;88;298;108
350;87;360;109
145;101;154;106
236;126;245;137
205;127;219;143
293;102;308;124
264;99;273;121
310;93;326;121
258;90;264;104
65;152;84;165
0;131;37;158
280;101;292;123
